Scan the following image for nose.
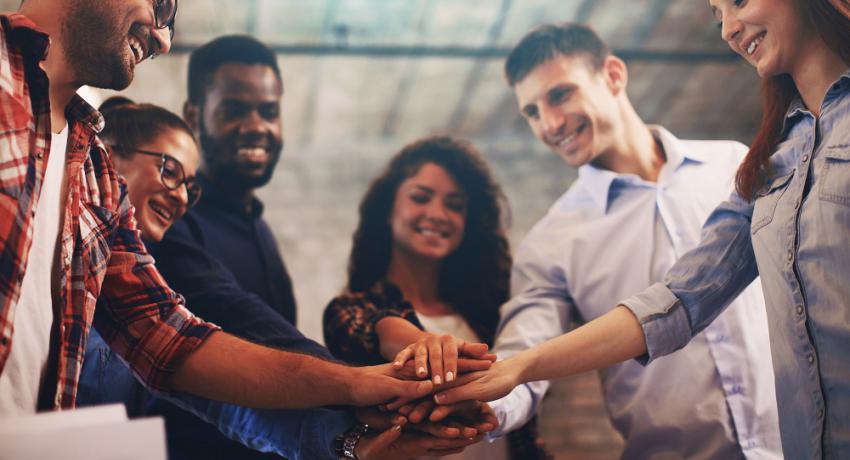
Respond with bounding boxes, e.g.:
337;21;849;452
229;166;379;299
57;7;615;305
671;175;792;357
539;104;566;139
167;182;189;210
425;201;449;222
151;27;172;56
240;109;270;134
720;13;742;45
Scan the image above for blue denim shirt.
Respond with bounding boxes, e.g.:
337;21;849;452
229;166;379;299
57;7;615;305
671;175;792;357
622;70;850;459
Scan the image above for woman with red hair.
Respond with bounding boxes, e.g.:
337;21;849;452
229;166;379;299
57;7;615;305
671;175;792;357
431;2;850;458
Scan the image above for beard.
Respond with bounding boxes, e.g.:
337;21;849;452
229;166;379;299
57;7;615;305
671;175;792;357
198;120;282;191
62;0;135;90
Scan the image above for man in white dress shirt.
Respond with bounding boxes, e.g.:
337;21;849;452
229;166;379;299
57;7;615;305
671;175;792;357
487;23;782;459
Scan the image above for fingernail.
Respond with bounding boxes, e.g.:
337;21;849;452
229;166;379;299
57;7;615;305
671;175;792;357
393;425;402;432
434;393;444;403
394;361;401;366
446;371;454;382
434;375;442;385
418;367;426;376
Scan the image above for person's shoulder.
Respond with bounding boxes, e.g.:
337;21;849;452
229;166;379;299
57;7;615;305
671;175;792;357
680;138;749;162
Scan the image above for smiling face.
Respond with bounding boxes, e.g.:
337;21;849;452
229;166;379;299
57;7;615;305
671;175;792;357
514;54;621;168
115;128;200;242
710;0;814;78
196;63;283;191
390;163;467;263
61;0;173;90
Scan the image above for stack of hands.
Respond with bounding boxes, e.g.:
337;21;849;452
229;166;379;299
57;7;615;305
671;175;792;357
348;333;514;459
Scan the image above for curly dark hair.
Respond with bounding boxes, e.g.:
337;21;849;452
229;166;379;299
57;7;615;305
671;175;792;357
347;136;511;345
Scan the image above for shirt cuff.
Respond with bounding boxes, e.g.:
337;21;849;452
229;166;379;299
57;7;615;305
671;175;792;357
619;282;693;364
487;383;537;439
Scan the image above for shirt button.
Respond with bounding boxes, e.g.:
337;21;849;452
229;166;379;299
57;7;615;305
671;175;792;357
802;154;810;163
35;151;44;159
794;199;801;210
787;250;794;261
818;409;824;419
807;354;815;364
796;305;804;315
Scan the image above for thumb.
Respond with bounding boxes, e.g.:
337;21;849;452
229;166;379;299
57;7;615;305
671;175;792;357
360;425;403;458
433;386;470;405
402;379;433;398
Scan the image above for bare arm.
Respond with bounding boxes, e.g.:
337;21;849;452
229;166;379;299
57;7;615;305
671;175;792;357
376;317;429;360
171;331;433;409
435;306;646;404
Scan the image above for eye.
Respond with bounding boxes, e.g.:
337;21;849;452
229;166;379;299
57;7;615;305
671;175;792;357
445;198;467;213
523;106;539;120
410;192;430;204
259;104;280;121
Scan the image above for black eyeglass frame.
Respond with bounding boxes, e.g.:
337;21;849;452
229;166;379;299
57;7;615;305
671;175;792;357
154;0;178;40
113;146;202;207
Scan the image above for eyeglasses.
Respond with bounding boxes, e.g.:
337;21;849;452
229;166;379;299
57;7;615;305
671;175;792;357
113;146;202;207
154;0;178;40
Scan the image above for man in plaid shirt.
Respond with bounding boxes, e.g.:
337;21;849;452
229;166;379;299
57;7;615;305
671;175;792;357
0;0;434;417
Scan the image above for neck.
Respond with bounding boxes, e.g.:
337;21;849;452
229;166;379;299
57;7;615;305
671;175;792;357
591;103;665;182
20;0;79;132
385;250;443;311
203;169;256;213
791;38;848;117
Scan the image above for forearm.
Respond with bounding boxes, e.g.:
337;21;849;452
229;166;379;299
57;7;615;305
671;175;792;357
513;306;646;384
171;331;354;409
375;316;428;361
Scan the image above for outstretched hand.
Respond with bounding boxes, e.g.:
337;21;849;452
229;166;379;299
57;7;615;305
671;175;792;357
347;363;433;407
433;360;521;405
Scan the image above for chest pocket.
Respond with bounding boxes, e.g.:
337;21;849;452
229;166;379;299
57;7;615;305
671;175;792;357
819;147;850;205
78;203;118;295
752;171;794;235
0;93;32;198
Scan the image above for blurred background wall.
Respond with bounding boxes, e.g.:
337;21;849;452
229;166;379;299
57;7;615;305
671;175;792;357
6;1;763;457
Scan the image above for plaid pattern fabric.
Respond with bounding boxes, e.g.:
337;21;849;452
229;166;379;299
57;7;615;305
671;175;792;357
0;13;217;409
323;281;420;366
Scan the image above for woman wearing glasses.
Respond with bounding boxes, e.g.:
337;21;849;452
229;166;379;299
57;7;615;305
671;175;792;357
98;97;201;242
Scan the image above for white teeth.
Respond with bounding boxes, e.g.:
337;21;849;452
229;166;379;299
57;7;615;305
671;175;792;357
150;203;172;221
556;123;585;147
128;36;144;63
418;228;444;238
237;147;269;161
747;35;763;55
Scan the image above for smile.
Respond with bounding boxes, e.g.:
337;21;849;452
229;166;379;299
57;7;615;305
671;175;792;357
416;227;449;239
745;32;766;56
149;201;174;222
128;34;146;63
553;121;588;149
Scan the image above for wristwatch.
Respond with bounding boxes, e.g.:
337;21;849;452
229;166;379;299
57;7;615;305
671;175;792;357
334;423;369;459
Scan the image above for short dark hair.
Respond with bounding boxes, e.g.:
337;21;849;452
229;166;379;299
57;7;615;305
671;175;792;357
347;136;511;345
505;23;611;87
187;35;282;106
98;97;196;159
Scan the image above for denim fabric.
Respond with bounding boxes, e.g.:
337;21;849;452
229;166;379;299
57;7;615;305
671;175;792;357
622;71;850;459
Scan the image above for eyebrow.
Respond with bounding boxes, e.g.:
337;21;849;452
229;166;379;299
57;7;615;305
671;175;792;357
410;185;466;199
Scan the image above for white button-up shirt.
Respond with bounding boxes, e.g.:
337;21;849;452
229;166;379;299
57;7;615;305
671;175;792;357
491;127;782;459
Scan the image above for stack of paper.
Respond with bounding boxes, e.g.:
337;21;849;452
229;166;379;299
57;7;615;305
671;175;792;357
0;404;166;460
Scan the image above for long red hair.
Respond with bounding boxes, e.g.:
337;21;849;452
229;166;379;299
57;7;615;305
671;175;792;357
736;0;850;200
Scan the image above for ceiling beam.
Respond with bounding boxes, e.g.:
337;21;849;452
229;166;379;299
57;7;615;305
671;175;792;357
170;43;739;62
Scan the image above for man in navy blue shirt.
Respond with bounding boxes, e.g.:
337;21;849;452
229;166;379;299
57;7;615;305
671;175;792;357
79;36;493;460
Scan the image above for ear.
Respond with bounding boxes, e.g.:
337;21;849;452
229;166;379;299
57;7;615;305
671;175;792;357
602;56;628;96
183;101;200;133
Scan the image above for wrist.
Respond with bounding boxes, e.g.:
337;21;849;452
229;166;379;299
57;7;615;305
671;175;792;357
334;423;369;459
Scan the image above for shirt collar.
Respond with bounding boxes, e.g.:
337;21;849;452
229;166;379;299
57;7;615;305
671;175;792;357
577;126;702;214
66;94;105;133
783;69;850;134
1;13;50;61
197;173;265;219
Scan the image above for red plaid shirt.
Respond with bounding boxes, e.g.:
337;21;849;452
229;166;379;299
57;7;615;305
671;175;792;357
0;13;217;409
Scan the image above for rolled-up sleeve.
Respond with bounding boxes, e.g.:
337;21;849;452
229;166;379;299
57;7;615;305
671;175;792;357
93;192;218;391
620;192;759;363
